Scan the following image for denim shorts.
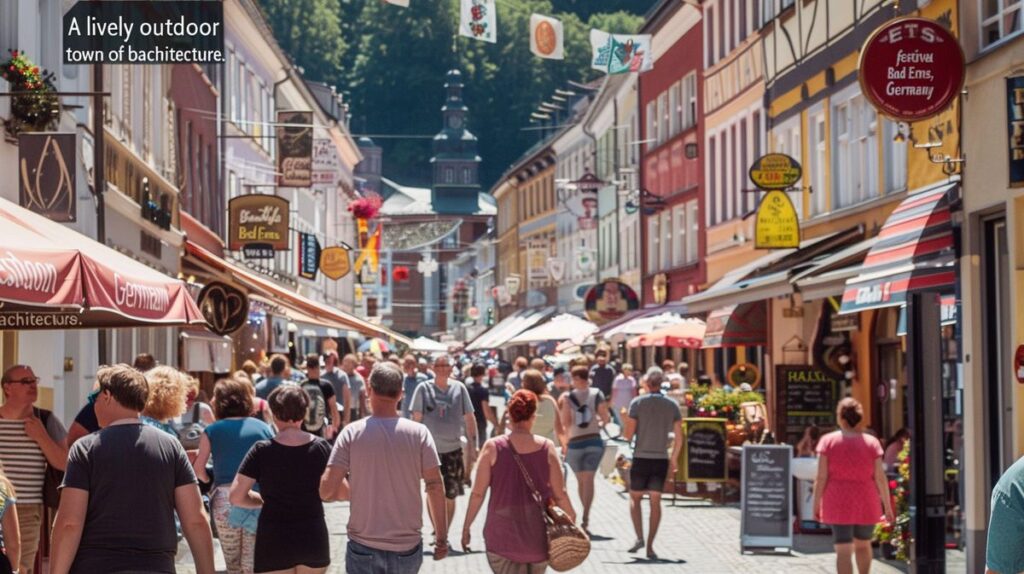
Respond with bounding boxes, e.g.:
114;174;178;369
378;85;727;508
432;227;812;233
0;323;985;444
346;540;423;574
565;437;604;473
830;524;875;544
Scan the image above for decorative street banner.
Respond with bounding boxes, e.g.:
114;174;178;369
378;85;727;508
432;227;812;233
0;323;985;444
858;17;964;122
748;153;801;191
460;0;496;43
1009;76;1024;187
298;232;321;281
196;281;248;336
19;133;76;222
754;191;800;249
228;195;290;256
530;14;563;60
276;111;313;187
312;138;340;186
320;246;351;280
590;29;653;75
547;257;566;282
584;280;640;325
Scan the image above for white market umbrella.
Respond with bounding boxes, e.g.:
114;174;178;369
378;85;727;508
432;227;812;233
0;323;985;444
601;312;686;344
506;314;599;346
410;336;450;354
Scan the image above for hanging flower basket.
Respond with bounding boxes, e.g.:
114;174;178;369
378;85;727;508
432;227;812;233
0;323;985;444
348;194;382;220
1;50;59;136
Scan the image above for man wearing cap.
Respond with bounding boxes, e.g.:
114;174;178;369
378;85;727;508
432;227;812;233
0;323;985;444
0;365;68;574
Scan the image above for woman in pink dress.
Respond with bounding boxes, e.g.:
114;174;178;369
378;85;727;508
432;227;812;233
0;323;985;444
812;398;895;574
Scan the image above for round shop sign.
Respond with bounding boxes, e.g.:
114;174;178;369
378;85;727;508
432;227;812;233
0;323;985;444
584;280;640;325
858;17;964;122
748;153;802;191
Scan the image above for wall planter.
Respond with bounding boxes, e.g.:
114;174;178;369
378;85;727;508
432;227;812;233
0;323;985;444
1;50;59;137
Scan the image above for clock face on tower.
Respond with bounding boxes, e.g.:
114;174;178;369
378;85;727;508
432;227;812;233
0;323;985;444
448;115;463;129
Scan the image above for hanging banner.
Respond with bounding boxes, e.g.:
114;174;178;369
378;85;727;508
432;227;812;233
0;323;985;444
505;274;522;296
748;153;802;191
547;257;566;282
590;29;653;75
527;240;548;282
353;225;381;274
298;232;321;280
583;279;640;325
858;17;964;123
197;281;248;336
18;133;76;222
320;246;351;280
459;0;496;43
1009;76;1024;187
754;191;800;249
228;195;290;255
276;110;313;187
530;14;563;60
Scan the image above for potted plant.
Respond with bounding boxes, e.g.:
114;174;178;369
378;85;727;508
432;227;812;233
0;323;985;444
1;50;59;136
874;441;911;562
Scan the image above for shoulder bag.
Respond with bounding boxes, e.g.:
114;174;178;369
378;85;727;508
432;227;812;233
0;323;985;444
508;439;590;572
35;408;65;509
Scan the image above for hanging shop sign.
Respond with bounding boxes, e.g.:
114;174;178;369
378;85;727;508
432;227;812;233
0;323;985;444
547;257;566;282
228;195;290;256
298;232;321;280
527;240;549;281
19;133;76;222
754;191;800;249
196;281;248;336
312;138;341;186
652;273;668;305
320;246;351;280
276;110;313;187
727;363;761;388
1009;76;1024;188
505;274;522;296
583;279;640;325
748;153;801;191
859;17;965;123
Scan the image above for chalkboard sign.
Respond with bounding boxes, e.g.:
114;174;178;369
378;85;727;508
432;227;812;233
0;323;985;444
740;444;793;551
680;418;727;482
775;365;838;445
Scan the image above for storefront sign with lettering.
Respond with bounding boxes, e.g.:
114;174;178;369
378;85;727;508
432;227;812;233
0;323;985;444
276;111;313;187
754;191;800;249
1009;76;1024;187
19;133;76;222
859;17;964;122
228;195;290;252
298;232;321;280
748;153;801;191
320;246;351;280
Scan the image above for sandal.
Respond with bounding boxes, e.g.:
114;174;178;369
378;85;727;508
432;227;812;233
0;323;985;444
628;540;644;553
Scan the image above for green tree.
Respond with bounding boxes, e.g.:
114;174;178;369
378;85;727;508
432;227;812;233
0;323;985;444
256;0;347;87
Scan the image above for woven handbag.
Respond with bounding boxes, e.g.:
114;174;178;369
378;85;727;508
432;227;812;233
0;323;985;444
508;440;591;572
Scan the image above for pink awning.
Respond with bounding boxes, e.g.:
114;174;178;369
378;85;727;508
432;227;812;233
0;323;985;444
0;197;203;329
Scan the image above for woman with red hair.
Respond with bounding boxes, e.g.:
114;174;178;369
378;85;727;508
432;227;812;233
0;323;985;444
461;390;576;573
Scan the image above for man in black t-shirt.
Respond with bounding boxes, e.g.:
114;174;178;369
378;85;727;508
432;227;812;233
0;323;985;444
301;354;341;440
589;350;617;398
466;363;496;448
51;364;215;574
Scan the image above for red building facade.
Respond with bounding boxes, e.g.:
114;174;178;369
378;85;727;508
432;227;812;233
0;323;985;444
639;3;706;306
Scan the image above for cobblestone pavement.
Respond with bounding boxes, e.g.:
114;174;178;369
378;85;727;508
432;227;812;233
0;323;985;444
176;469;948;573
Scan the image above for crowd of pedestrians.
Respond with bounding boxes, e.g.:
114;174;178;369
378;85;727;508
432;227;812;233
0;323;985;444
0;346;697;574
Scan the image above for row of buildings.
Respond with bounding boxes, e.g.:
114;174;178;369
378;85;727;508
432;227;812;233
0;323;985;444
422;0;1022;569
0;0;409;428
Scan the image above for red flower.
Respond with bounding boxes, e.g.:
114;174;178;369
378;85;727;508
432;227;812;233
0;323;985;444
889;480;898;489
392;266;410;282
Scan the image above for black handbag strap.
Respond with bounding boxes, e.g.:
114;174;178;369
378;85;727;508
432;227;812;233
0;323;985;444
506;437;548;513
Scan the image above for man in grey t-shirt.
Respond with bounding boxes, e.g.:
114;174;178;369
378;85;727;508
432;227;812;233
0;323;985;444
622;367;683;560
342;354;367;421
410;355;477;531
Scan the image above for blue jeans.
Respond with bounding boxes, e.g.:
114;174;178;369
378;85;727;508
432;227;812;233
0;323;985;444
346;540;423;574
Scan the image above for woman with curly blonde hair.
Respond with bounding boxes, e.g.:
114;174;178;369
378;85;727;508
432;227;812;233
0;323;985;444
141;366;190;436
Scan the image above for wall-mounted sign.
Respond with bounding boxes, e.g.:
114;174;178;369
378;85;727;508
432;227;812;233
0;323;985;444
312;138;341;186
527;240;549;282
1009;76;1024;188
584;279;640;325
19;133;76;222
276;110;313;187
727;363;761;388
197;281;248;335
754;191;800;249
830;312;861;332
652;273;668;305
228;195;290;254
505;274;522;296
547;257;566;282
320;246;351;280
748;153;802;191
298;232;321;280
859;17;964;123
775;365;838;445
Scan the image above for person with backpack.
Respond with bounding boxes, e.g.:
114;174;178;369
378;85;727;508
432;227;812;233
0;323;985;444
301;354;341;441
559;364;610;533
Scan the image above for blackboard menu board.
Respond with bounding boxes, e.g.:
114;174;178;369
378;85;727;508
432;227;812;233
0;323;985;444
740;445;793;549
775;365;838;445
681;418;727;482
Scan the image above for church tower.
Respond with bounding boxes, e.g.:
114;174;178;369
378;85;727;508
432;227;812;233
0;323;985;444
430;69;482;214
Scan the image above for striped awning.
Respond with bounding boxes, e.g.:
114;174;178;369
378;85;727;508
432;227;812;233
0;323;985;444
840;183;958;314
702;301;767;349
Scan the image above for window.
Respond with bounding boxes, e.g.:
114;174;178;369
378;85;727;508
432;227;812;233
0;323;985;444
708;134;717;224
658;92;669;145
809;109;827;216
445;167;454;183
706;5;716;66
669;82;681;137
683;73;698;130
673;204;686;268
981;0;1023;48
660;210;672;271
885;120;908;193
648;217;660;272
686;199;699;263
463;167;472;183
646;101;657;147
832;89;878;209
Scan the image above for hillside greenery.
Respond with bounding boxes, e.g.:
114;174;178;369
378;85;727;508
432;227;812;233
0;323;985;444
258;0;649;189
